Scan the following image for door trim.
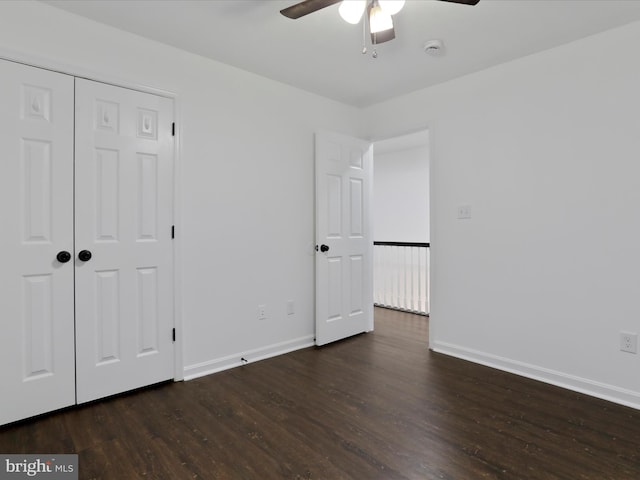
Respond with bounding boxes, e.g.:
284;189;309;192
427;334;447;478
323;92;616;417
0;48;184;382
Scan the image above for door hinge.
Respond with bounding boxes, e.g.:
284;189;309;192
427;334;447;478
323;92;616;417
172;328;176;342
171;225;175;239
172;122;175;136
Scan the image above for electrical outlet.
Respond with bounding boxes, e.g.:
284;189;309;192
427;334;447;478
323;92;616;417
620;331;638;354
286;300;295;315
258;304;267;321
457;205;472;219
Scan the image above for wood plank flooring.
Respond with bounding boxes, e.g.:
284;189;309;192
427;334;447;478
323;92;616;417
1;307;639;479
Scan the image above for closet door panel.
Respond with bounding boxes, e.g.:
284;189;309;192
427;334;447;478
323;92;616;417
74;79;175;403
0;60;75;425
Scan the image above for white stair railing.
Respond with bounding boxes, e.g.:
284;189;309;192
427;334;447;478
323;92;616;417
373;242;430;315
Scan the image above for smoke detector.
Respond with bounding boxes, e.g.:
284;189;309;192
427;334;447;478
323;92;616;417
423;39;445;55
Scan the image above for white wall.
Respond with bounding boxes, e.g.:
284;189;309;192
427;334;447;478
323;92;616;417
365;20;640;409
0;1;364;378
374;146;430;242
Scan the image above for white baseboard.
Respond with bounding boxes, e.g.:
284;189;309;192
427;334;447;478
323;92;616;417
431;341;640;411
183;335;315;381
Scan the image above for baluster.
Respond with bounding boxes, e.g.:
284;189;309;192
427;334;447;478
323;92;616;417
384;245;390;307
425;246;430;314
417;246;423;313
396;245;401;309
399;246;404;310
374;246;379;305
410;246;415;312
403;246;408;312
384;245;389;307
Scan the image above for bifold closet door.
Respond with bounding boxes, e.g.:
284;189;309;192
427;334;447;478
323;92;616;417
74;79;175;404
0;62;175;424
0;61;76;425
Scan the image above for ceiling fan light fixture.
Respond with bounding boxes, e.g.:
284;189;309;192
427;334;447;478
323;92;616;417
369;2;393;34
378;0;405;16
339;0;366;24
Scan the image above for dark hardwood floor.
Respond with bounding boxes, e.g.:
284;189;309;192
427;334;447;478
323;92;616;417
1;307;639;479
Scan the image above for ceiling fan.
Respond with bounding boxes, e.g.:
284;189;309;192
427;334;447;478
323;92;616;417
281;0;480;49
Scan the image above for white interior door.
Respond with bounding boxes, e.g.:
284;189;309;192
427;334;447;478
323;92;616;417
0;60;76;424
74;79;175;403
315;131;373;346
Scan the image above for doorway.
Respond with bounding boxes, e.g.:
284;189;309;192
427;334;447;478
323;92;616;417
372;130;430;315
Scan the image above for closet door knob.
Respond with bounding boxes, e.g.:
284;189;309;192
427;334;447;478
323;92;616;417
56;251;71;263
78;250;92;262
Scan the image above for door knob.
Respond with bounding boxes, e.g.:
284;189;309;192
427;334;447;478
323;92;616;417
56;251;71;263
320;244;330;253
78;250;92;262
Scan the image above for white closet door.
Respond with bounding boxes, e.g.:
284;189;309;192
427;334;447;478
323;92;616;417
74;79;175;403
0;60;76;425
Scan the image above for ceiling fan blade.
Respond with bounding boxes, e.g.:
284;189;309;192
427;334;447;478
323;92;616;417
280;0;342;19
438;0;480;5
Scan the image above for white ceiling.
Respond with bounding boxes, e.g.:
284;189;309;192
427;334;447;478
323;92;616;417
42;0;640;107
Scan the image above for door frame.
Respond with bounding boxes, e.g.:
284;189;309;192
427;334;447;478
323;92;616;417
0;48;184;381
